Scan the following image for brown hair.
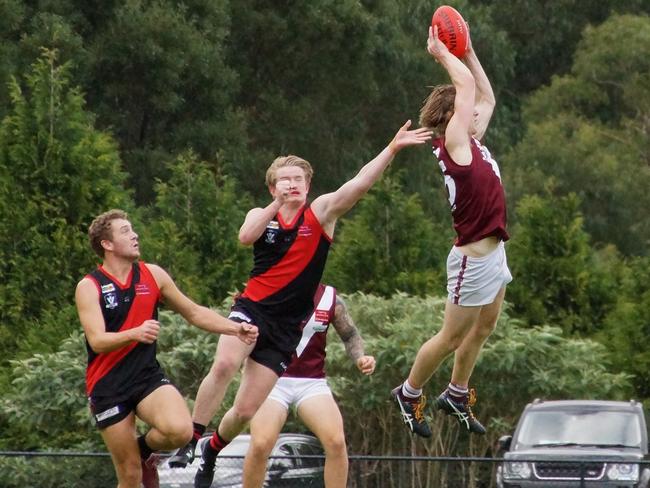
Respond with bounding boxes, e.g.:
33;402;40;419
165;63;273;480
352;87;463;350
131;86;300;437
419;84;456;136
88;209;128;258
265;155;314;187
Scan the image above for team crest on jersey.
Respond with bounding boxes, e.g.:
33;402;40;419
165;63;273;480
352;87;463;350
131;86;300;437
101;283;115;293
103;292;118;309
298;225;312;237
264;229;277;244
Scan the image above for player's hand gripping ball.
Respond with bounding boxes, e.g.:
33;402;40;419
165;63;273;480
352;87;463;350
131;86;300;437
431;5;469;58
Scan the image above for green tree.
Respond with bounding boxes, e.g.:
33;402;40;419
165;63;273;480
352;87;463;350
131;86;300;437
599;256;650;400
504;14;650;255
141;151;252;304
506;193;604;334
474;0;650;95
324;177;450;296
85;0;246;204
0;49;130;359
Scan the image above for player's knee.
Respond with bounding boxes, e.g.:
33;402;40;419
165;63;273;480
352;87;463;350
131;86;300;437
160;419;193;448
171;422;193;447
476;319;497;339
233;405;257;423
249;436;275;458
321;432;347;456
210;358;239;382
444;332;465;352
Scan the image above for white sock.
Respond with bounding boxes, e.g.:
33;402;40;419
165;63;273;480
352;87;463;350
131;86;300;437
402;380;422;399
447;382;468;400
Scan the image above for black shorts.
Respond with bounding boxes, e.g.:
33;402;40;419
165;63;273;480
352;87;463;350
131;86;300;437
229;300;297;377
89;373;175;429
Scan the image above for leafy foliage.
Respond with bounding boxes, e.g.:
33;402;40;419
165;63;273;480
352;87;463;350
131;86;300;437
504;14;650;255
325;177;450;296
0;1;649;471
141;151;252;304
599;256;650;399
0;49;130;359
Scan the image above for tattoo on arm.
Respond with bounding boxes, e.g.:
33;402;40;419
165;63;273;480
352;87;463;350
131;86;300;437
333;295;364;362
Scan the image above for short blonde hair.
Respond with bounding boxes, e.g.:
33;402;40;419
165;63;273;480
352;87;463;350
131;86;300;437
419;84;456;136
88;209;128;258
265;155;313;187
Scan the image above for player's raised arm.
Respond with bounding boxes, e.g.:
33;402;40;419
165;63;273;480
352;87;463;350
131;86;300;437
312;121;431;230
428;25;476;165
462;28;495;141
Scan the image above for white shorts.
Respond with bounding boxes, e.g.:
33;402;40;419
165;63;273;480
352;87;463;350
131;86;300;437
447;241;512;306
267;377;332;410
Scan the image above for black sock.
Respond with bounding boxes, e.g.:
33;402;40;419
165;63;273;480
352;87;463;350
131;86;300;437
137;434;154;460
192;422;206;445
204;431;229;461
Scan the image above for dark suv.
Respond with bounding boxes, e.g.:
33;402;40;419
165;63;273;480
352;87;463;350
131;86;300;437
496;399;650;488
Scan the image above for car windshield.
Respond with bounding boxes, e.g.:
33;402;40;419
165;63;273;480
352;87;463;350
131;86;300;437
515;409;642;448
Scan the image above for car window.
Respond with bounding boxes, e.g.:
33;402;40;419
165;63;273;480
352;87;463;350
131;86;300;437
515;410;643;448
269;444;295;469
287;441;323;468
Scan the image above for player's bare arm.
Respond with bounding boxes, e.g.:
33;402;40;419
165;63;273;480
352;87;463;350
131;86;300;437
147;264;259;344
332;296;376;375
75;277;160;353
312;121;432;232
462;29;495;141
239;179;293;245
428;25;476;165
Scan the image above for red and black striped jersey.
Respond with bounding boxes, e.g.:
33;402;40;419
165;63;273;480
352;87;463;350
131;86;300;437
84;261;161;397
284;284;336;379
432;137;509;246
241;204;332;326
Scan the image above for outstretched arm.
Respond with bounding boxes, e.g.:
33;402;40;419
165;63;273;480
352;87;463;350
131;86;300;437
147;264;259;344
332;295;375;375
312;121;431;230
462;28;495;141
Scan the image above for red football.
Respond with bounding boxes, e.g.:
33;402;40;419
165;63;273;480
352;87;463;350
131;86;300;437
431;5;469;58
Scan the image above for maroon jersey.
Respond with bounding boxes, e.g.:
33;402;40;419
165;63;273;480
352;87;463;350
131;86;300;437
432;137;509;246
284;284;336;379
240;204;332;330
84;261;162;397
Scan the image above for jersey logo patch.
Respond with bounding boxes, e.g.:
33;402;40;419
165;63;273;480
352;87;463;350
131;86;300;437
103;292;118;309
314;309;330;322
298;225;312;237
135;284;150;295
267;220;280;230
101;283;115;293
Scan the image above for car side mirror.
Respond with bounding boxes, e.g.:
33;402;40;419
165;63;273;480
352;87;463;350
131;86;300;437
498;435;512;452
